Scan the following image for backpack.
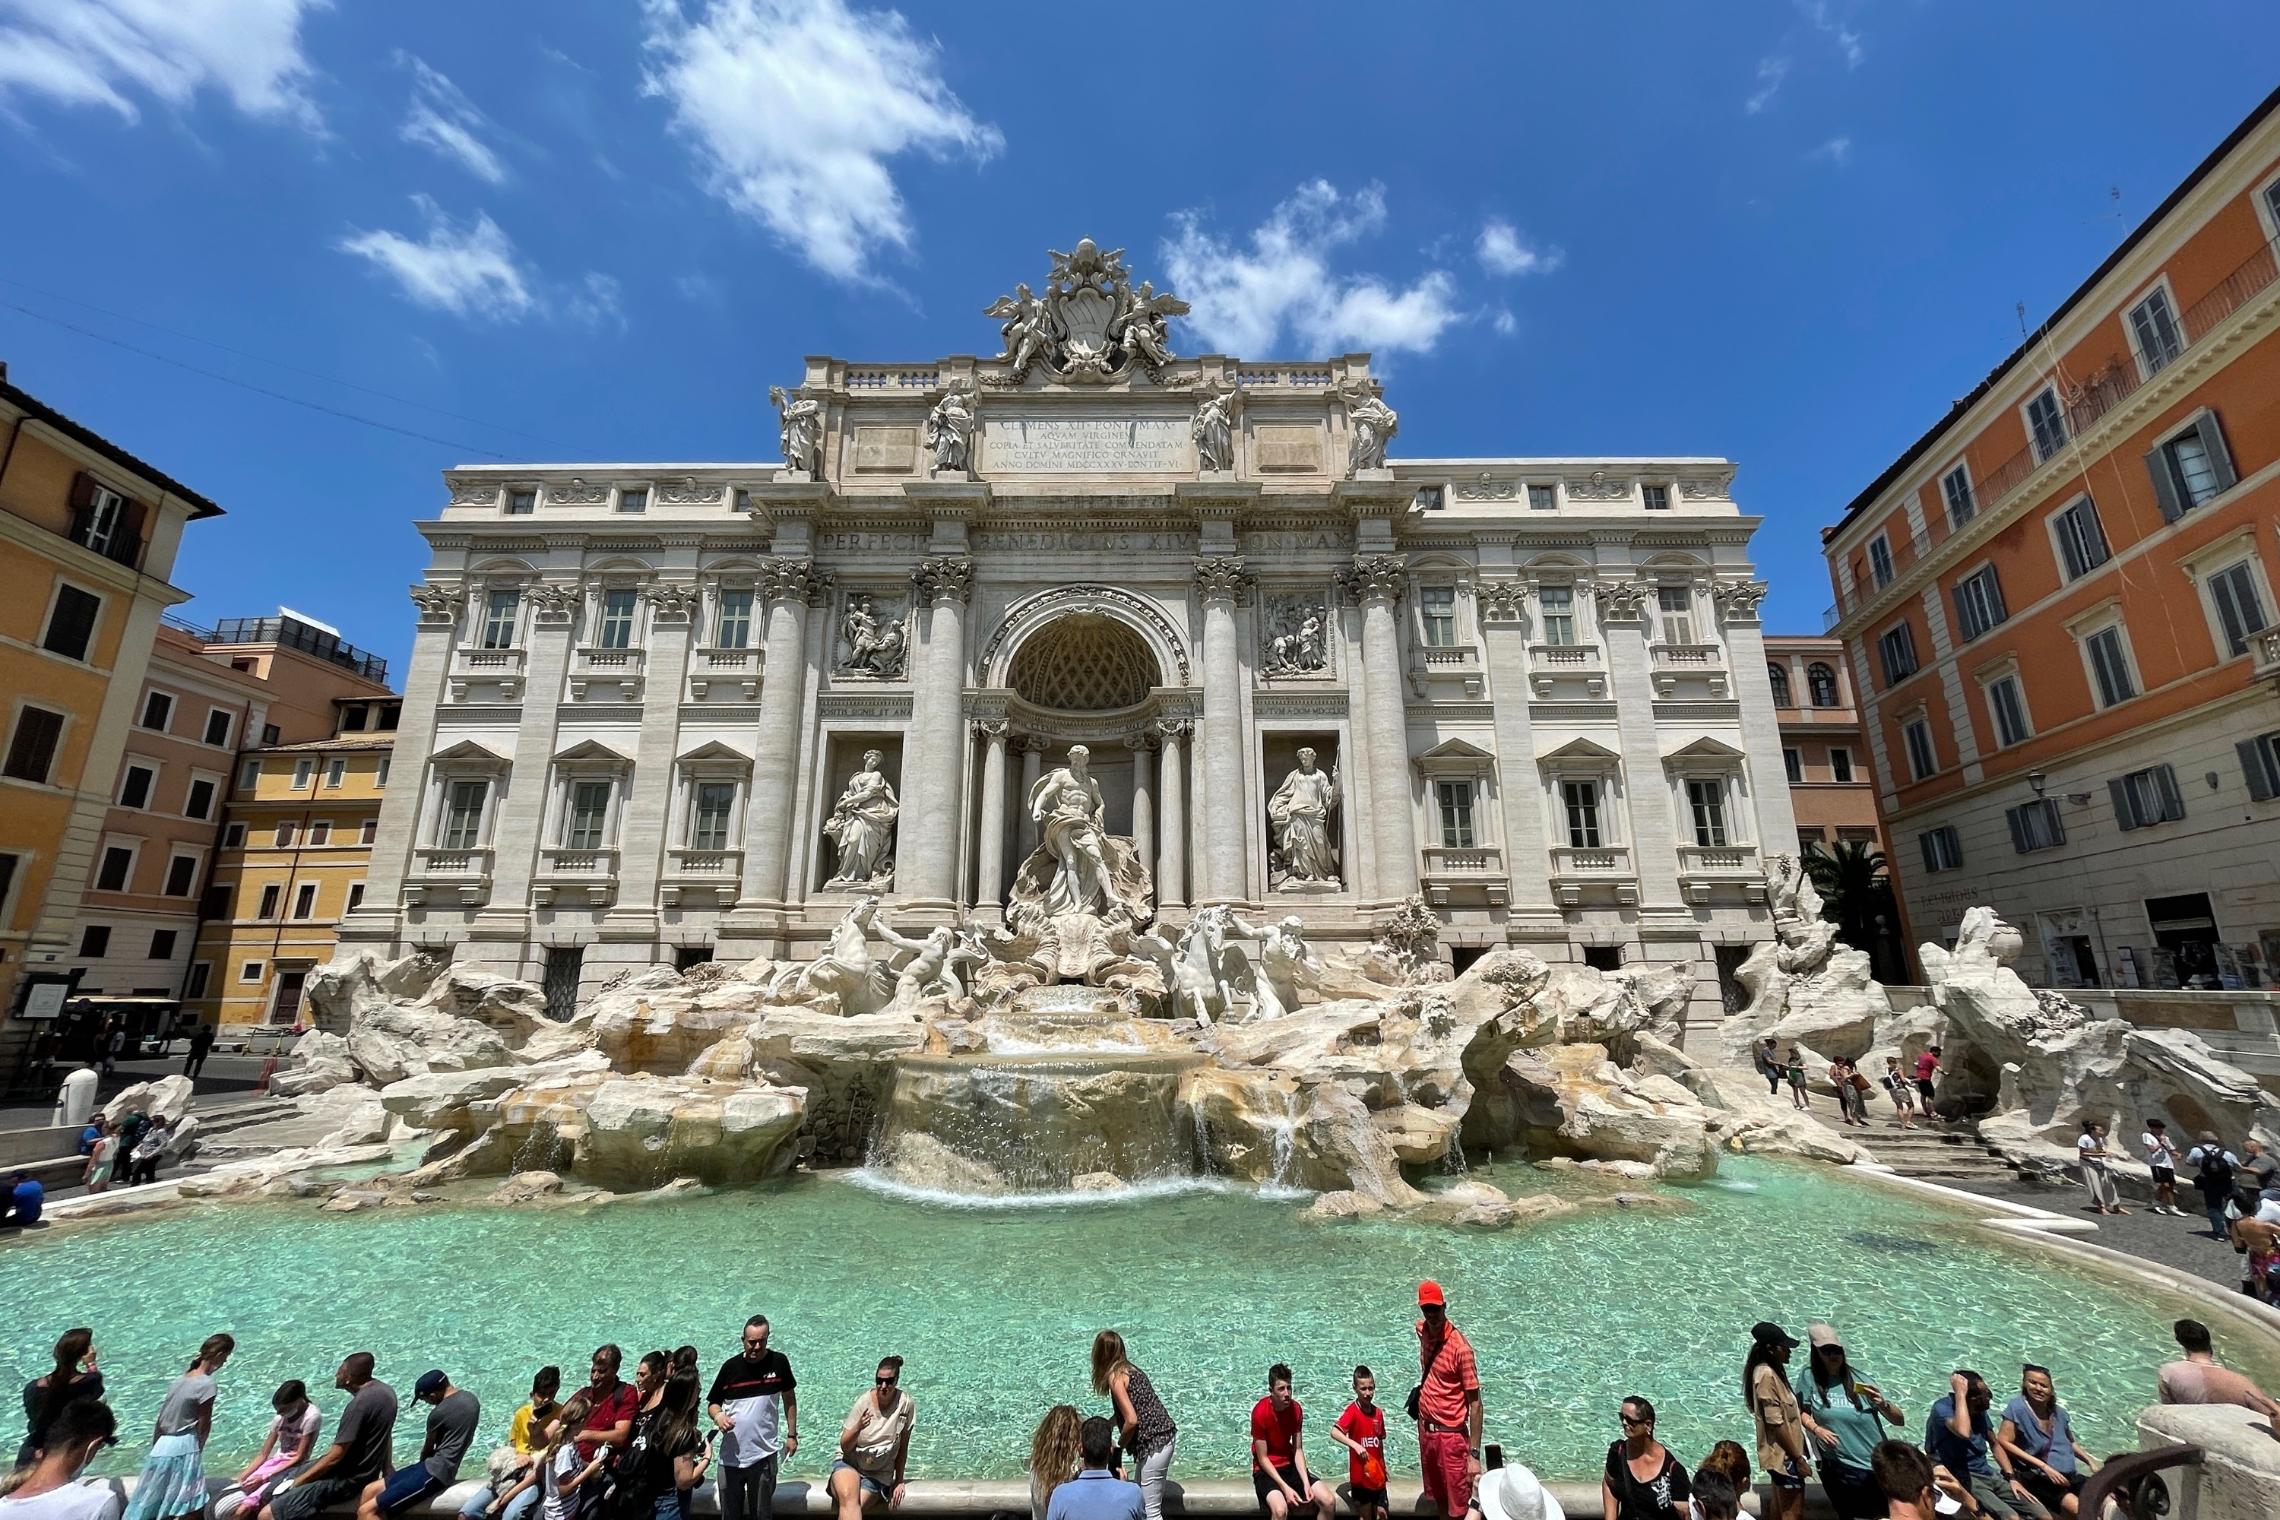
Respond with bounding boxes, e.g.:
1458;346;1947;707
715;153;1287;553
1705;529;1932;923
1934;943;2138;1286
2196;1149;2235;1191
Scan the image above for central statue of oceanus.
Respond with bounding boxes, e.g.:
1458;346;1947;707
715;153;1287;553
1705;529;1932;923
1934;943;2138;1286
1004;744;1156;978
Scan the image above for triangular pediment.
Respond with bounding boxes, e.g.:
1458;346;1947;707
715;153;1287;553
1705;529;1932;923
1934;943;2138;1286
676;739;752;765
430;738;510;764
1419;737;1496;762
1538;737;1621;763
553;738;633;763
1665;736;1746;761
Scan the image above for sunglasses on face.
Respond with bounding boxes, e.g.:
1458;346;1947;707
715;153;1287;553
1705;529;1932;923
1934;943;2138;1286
1618;1413;1649;1427
875;1377;898;1388
744;1339;767;1349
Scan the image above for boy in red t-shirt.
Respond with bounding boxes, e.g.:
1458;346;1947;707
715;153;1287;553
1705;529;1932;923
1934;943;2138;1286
1249;1364;1338;1520
1331;1365;1389;1520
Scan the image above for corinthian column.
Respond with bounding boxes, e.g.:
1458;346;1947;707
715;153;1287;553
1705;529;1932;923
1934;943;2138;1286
1351;553;1419;898
1194;555;1250;903
1154;719;1188;907
900;555;973;905
1127;733;1154;870
973;721;1009;914
740;557;818;905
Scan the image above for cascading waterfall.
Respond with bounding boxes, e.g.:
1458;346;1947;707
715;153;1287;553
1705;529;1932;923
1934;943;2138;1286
867;1049;1206;1199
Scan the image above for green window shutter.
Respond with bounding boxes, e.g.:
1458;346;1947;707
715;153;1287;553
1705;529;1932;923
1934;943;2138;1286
2109;777;2138;831
2145;443;2184;522
2194;412;2238;494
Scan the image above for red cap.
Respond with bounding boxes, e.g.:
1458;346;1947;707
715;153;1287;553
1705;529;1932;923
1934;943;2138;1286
1417;1280;1445;1306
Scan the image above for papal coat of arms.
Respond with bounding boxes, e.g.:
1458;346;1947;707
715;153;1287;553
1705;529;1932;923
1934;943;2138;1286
984;238;1192;385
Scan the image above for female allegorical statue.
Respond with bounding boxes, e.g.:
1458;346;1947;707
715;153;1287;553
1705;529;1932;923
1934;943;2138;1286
824;749;900;888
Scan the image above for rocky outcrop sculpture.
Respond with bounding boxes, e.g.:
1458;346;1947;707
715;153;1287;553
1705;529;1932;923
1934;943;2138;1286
1924;907;2280;1159
1727;856;1893;1064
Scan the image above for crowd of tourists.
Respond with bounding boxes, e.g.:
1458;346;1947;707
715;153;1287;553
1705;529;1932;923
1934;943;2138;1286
8;1290;2278;1520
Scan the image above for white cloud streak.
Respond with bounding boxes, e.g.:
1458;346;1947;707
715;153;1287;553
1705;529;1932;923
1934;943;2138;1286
1744;54;1790;115
0;0;327;129
1161;181;1465;360
337;197;536;321
640;0;1001;282
1476;219;1564;279
1798;0;1865;67
399;54;506;184
1807;135;1853;167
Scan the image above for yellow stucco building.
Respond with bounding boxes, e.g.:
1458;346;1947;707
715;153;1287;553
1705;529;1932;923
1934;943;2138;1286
187;696;397;1027
1;363;221;1062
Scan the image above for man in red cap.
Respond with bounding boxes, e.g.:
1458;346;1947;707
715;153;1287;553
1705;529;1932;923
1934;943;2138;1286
1412;1281;1482;1519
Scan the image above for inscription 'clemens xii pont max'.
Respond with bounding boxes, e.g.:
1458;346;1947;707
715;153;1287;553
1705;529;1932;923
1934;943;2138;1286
984;415;1190;473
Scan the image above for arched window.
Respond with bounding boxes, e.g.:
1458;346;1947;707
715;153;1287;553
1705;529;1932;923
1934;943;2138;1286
1807;662;1840;708
1766;664;1792;707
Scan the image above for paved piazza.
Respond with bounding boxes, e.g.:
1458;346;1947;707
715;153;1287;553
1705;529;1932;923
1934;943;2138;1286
346;241;1796;1036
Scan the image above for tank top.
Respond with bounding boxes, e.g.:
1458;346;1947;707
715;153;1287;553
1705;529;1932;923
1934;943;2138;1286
1123;1365;1176;1458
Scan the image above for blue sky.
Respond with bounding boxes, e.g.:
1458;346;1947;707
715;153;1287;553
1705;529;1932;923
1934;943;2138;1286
3;1;2278;681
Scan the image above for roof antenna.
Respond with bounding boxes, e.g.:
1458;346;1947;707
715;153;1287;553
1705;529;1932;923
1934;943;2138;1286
2015;300;2028;338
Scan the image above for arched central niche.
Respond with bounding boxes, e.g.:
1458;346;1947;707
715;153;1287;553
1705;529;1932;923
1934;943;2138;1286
1006;613;1159;712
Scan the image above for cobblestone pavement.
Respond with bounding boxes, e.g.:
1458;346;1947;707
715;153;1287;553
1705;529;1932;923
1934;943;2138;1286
1946;1173;2257;1292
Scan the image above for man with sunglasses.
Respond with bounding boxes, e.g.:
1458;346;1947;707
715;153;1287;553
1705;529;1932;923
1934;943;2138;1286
1413;1281;1483;1520
709;1316;799;1520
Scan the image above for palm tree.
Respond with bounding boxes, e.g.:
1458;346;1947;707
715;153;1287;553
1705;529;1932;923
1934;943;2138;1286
1803;840;1906;981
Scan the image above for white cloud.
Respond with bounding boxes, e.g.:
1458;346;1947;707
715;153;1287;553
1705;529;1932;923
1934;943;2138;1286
337;197;536;321
1807;135;1853;167
1491;308;1517;338
1476;219;1564;279
1160;181;1465;360
0;0;326;129
399;54;505;184
1798;0;1865;67
640;0;1001;282
676;272;722;304
565;272;625;330
1744;54;1790;115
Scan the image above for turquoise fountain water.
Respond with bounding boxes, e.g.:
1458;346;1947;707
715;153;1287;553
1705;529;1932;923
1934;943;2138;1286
3;1158;2264;1483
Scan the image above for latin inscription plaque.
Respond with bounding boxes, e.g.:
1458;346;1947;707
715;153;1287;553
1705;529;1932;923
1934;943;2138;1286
985;415;1189;473
1253;424;1322;473
852;426;917;472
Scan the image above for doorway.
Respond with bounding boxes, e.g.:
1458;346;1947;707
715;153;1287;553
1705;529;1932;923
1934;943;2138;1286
2147;892;2221;988
269;966;309;1026
1713;945;1751;1013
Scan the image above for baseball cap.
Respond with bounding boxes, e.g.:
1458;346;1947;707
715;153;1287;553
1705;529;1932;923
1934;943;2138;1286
415;1370;448;1400
1751;1321;1799;1350
1807;1322;1841;1352
1417;1280;1446;1307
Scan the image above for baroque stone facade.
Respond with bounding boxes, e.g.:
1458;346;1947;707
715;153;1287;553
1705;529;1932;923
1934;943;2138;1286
345;244;1799;1036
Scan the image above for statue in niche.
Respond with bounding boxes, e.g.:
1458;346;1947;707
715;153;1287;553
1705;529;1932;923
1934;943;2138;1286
1267;747;1341;890
1027;744;1115;919
924;380;977;476
1261;597;1328;675
838;594;908;678
822;750;899;889
770;386;823;479
1192;386;1239;472
1340;383;1398;473
1232;913;1324;1021
1005;744;1156;977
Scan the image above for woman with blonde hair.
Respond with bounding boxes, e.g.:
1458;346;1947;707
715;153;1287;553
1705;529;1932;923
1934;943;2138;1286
123;1334;235;1520
1090;1331;1176;1520
1026;1406;1083;1520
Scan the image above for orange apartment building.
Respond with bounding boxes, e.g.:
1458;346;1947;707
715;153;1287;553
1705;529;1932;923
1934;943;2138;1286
1822;86;2280;991
60;616;393;1039
0;363;221;1061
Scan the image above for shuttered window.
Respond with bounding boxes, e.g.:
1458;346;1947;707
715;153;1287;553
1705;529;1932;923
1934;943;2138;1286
1952;566;2007;641
2110;764;2186;831
2005;799;2065;853
41;585;101;662
2205;561;2269;658
2129;288;2184;374
2146;413;2238;521
3;706;65;784
1878;623;1919;685
1919;826;1962;873
2240;732;2280;802
2052;497;2110;579
2084;626;2135;707
1941;465;1975;526
2026;386;2068;461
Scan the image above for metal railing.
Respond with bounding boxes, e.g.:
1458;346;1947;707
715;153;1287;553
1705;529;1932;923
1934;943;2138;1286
1833;232;2280;625
208;616;389;683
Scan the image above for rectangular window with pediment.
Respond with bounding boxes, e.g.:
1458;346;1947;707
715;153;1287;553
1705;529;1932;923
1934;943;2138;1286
1419;586;1458;647
690;782;737;851
441;779;489;850
1657;586;1695;644
715;590;753;650
480;590;520;650
595;590;638;650
563;780;613;850
1562;780;1602;848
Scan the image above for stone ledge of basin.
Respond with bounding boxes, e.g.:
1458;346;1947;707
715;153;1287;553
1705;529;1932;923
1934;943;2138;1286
2134;1402;2280;1520
261;1478;1796;1520
1840;1165;2280;1348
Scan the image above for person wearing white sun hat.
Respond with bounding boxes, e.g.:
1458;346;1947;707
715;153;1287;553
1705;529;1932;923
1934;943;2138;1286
1471;1463;1566;1520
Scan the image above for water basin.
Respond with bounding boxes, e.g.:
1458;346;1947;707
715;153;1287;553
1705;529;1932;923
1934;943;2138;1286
2;1158;2266;1484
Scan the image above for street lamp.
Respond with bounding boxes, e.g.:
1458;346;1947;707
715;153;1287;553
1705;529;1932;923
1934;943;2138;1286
2027;771;2048;797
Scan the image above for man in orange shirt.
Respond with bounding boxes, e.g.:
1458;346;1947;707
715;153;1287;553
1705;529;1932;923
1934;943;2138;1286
1413;1281;1482;1519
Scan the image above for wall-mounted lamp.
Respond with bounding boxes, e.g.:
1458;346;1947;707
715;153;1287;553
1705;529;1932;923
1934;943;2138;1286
2027;771;2048;797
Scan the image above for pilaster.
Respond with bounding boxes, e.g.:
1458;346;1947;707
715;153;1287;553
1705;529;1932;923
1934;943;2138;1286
349;587;460;942
900;554;974;906
486;582;578;911
1477;582;1554;914
1598;579;1684;914
739;557;820;909
609;582;699;924
1194;553;1252;903
1348;552;1419;900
